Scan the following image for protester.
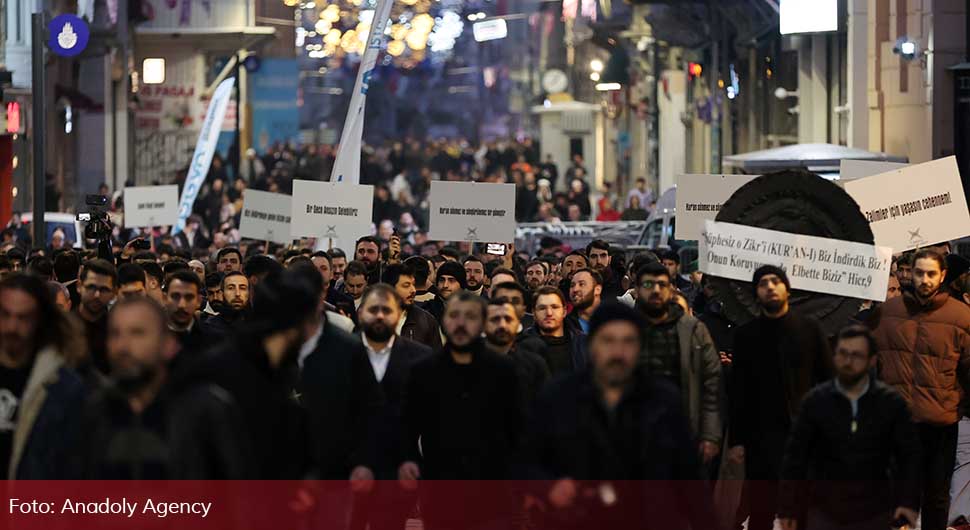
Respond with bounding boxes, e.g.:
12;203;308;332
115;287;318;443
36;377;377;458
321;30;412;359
567;268;602;334
351;284;431;530
462;256;486;297
205;271;250;335
78;297;247;479
521;302;714;529
484;299;549;410
491;281;535;332
728;265;833;530
343;261;369;310
778;324;920;530
585;240;623;299
635;262;722;467
526;286;587;376
117;263;148;300
525;260;548;290
872;249;970;530
0;274;86;478
399;292;522;528
421;260;467;323
382;263;442;351
330;248;349;282
75;258;118;374
216;247;243;273
354;236;383;284
162;270;210;354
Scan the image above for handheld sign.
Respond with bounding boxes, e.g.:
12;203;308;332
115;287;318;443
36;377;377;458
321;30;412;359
675;174;758;241
700;220;893;301
239;190;293;244
123;185;179;229
290;180;374;241
429;181;516;243
48;15;90;58
842;156;970;251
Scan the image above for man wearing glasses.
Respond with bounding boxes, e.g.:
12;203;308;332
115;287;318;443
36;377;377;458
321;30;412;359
635;262;722;470
75;258;118;375
727;265;833;530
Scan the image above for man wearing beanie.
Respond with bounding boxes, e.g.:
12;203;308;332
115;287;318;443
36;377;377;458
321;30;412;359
420;260;467;324
727;265;833;530
521;303;715;529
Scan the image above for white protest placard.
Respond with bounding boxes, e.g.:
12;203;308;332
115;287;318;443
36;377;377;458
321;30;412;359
239;190;293;244
699;220;893;301
123;185;179;228
429;181;516;243
675;174;759;240
290;180;374;241
842;156;970;252
839;160;908;181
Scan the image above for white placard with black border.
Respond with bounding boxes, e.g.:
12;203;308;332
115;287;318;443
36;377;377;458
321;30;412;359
290;180;374;241
123;185;179;228
239;190;293;244
429;181;516;243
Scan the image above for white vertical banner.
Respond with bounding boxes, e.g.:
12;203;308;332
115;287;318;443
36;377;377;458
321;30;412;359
330;0;394;185
174;77;236;233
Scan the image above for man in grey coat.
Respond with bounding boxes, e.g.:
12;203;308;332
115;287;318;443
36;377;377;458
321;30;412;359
635;262;722;466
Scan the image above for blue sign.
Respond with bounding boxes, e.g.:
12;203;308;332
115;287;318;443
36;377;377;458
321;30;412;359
48;15;90;57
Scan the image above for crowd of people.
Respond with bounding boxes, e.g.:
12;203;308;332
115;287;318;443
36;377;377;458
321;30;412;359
2;212;970;530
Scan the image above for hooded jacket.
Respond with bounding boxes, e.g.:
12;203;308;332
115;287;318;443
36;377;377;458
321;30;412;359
873;290;970;426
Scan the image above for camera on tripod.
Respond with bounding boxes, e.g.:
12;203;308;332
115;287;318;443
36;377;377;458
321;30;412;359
76;194;113;241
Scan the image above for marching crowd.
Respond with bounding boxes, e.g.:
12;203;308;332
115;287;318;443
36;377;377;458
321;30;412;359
1;220;970;530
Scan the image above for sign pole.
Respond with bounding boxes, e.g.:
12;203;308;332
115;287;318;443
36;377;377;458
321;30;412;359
31;12;46;247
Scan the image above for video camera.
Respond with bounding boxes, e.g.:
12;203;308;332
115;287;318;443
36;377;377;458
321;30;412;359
77;194;114;260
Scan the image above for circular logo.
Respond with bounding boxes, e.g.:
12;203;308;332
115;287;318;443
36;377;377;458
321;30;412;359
48;15;90;57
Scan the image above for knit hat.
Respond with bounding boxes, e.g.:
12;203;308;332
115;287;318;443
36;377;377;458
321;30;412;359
752;265;791;293
436;261;468;290
587;302;648;343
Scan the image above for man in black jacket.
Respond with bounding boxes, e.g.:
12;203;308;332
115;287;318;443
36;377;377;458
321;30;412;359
585;240;624;299
78;297;247;479
778;324;920;530
728;266;833;530
162;270;212;356
485;299;550;411
525;286;588;376
383;263;442;351
399;291;522;529
521;303;715;530
351;284;431;530
419;260;466;324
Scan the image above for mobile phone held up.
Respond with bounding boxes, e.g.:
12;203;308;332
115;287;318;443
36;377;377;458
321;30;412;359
486;243;507;256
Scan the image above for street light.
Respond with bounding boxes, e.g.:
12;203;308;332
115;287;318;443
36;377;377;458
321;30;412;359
774;87;799;100
595;82;621;91
590;59;604;73
894;37;920;61
589;72;600;81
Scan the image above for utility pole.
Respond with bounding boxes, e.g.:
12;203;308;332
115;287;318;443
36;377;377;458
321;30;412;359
709;1;721;174
31;12;46;246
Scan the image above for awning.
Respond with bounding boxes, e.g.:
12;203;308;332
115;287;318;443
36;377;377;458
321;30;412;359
722;143;908;173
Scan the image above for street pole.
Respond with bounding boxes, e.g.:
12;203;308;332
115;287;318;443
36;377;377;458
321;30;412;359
234;54;242;181
31;12;46;247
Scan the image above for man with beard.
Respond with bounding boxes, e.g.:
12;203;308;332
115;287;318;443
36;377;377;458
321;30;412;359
873;249;970;530
354;236;383;285
484;300;549;411
566;268;602;334
351;284;431;530
77;297;247;479
0;274;86;478
635;262;722;468
728;265;832;530
399;292;522;529
585;240;623;299
204;271;249;336
524;286;587;376
778;325;920;530
895;252;914;293
162;270;210;355
521;303;714;530
557;251;589;293
462;256;486;297
420;261;467;324
76;258;118;374
383;264;442;352
202;272;224;317
525;261;548;291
